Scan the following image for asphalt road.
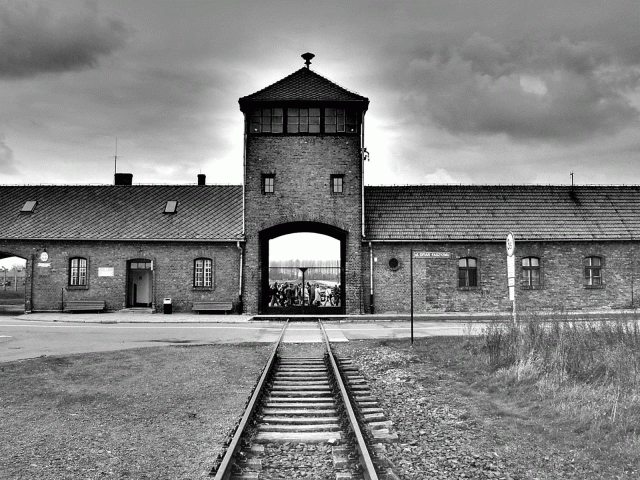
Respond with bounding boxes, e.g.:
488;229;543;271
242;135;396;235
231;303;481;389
0;317;481;362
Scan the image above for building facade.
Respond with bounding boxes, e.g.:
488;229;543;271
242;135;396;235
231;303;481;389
1;56;639;314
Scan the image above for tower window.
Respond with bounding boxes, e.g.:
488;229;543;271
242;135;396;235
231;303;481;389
263;174;275;194
325;108;358;133
331;175;344;194
250;108;283;133
287;108;320;133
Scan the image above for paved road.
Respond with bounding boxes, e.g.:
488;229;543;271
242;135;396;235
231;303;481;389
0;316;482;362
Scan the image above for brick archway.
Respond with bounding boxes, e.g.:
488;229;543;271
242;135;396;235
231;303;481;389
259;222;346;315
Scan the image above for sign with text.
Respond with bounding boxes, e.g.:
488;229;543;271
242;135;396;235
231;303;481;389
412;251;451;259
98;267;115;277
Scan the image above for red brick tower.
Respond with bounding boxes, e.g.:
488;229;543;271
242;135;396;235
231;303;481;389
239;54;369;314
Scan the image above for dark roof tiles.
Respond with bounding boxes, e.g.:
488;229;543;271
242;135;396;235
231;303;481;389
365;185;640;241
239;67;368;106
0;185;243;241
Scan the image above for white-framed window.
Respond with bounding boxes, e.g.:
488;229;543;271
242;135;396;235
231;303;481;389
194;258;212;287
69;257;87;286
584;256;602;287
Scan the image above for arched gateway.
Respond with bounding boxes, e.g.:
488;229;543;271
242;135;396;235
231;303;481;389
260;222;346;314
239;54;369;315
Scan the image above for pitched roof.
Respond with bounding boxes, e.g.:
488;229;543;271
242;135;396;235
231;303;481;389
365;185;640;241
239;67;369;108
0;185;243;241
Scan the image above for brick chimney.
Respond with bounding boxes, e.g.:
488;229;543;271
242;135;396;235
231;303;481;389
114;173;133;185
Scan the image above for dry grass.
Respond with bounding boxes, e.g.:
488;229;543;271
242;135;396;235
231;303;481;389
0;344;271;479
476;313;640;472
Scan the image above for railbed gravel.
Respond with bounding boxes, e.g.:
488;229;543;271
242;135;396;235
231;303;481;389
335;342;512;480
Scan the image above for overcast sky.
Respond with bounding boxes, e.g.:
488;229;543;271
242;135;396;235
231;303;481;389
0;0;639;187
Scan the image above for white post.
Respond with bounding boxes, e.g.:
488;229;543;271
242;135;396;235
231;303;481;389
506;232;517;324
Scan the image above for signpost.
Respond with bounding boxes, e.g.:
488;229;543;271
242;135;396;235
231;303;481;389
410;250;451;345
506;232;517;324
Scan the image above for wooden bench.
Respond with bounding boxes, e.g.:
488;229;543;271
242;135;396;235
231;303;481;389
192;301;234;314
64;300;106;312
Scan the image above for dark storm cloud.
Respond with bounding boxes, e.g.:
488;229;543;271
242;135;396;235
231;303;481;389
391;31;640;141
0;2;128;79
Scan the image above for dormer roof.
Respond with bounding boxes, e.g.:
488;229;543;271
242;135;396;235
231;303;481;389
239;67;369;111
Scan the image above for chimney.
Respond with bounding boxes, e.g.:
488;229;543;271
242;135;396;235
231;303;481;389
114;173;133;185
197;174;206;186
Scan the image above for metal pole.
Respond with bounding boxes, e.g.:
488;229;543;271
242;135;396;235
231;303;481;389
410;249;414;345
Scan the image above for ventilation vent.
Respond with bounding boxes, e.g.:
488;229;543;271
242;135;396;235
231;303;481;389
164;201;178;214
21;201;37;213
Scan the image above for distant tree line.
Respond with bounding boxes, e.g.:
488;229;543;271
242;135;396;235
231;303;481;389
269;259;341;282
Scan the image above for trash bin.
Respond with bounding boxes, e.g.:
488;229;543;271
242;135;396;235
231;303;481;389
163;297;172;314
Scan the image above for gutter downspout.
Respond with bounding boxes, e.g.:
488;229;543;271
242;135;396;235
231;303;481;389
369;241;374;314
242;114;247;238
237;241;243;313
29;253;34;313
361;111;366;238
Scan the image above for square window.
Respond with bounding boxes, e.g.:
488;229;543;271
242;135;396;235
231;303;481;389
331;175;344;194
263;175;275;194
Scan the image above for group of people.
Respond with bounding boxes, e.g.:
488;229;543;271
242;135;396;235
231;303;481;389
269;281;340;307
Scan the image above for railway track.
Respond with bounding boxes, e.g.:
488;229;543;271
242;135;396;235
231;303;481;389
210;320;398;480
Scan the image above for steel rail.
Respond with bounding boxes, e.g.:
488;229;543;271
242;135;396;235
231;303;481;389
211;319;289;479
319;320;379;480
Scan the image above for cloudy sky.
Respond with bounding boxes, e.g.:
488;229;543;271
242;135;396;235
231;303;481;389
1;0;639;187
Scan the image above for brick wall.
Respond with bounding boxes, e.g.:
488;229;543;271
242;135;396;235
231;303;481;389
364;241;640;313
0;240;240;312
243;135;363;314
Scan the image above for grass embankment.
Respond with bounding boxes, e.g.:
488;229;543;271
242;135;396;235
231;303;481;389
482;315;640;436
472;313;640;475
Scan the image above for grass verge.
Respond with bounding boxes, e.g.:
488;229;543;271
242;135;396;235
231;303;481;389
0;344;271;479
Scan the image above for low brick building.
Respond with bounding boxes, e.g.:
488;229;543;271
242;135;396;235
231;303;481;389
1;55;639;314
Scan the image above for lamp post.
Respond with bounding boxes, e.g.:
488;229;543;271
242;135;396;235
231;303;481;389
299;267;308;311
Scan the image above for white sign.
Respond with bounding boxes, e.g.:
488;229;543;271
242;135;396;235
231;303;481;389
37;263;50;268
508;277;515;287
509;285;515;301
413;251;451;259
98;267;114;277
506;232;515;257
507;255;515;279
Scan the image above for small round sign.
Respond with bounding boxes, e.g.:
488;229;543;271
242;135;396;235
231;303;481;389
40;251;49;262
506;232;515;257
